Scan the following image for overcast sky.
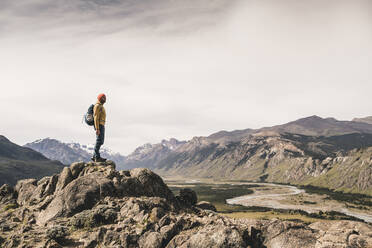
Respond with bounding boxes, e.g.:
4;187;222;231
1;0;371;154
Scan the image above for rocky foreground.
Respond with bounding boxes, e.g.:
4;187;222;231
0;161;371;248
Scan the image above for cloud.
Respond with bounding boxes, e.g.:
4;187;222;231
0;0;236;38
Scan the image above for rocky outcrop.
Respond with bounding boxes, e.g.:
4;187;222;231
195;201;217;212
34;161;177;225
176;188;197;207
0;161;371;248
0;184;17;206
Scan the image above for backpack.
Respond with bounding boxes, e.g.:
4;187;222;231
84;104;95;126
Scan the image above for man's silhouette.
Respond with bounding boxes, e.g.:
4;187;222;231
93;93;107;162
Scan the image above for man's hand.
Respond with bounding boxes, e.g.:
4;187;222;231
96;129;100;135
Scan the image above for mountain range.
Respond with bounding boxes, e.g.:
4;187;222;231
3;115;372;195
24;138;126;166
0;135;64;185
352;116;372;125
23;138;186;170
121;115;372;195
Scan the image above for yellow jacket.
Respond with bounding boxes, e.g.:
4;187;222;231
94;101;106;130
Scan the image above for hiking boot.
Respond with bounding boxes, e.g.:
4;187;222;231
95;157;107;162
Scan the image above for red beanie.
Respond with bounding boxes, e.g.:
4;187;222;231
97;93;106;101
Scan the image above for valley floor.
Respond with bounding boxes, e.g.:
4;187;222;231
165;178;372;224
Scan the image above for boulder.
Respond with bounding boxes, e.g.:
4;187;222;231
129;168;176;202
46;225;68;242
176;188;197;207
0;184;17;205
171;225;246;248
70;162;85;178
150;207;165;222
138;231;163;248
15;179;37;205
43;175;59;197
37;172;115;224
262;220;317;248
195;201;217;212
101;229;122;246
69;205;118;229
310;221;372;248
55;167;73;192
25;175;59;206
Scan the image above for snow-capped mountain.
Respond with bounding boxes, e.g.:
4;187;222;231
24;138;126;166
24;137;186;170
67;142;120;157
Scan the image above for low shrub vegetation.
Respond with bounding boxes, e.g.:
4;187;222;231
4;203;18;211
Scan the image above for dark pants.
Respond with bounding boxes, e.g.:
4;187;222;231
94;125;105;159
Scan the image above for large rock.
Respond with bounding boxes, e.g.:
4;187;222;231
70;161;85;178
261;220;317;248
0;184;17;205
128;168;176;202
15;179;37;205
168;225;246;248
195;201;217;212
37;172;115;224
43;175;59;197
310;221;372;248
138;231;163;248
55;167;73;192
176;188;197;207
119;197;170;222
69;205;118;229
35;163;177;225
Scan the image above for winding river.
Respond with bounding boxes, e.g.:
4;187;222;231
226;183;372;223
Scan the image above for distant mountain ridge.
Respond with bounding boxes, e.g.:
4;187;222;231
201;115;372;142
122;115;372;166
260;115;372;136
119;115;372;195
353;116;372;125
122;138;186;170
24;138;126;166
24;137;188;171
154;132;372;195
0;135;64;185
15;115;372;195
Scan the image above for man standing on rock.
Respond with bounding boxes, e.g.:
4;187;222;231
93;93;107;162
